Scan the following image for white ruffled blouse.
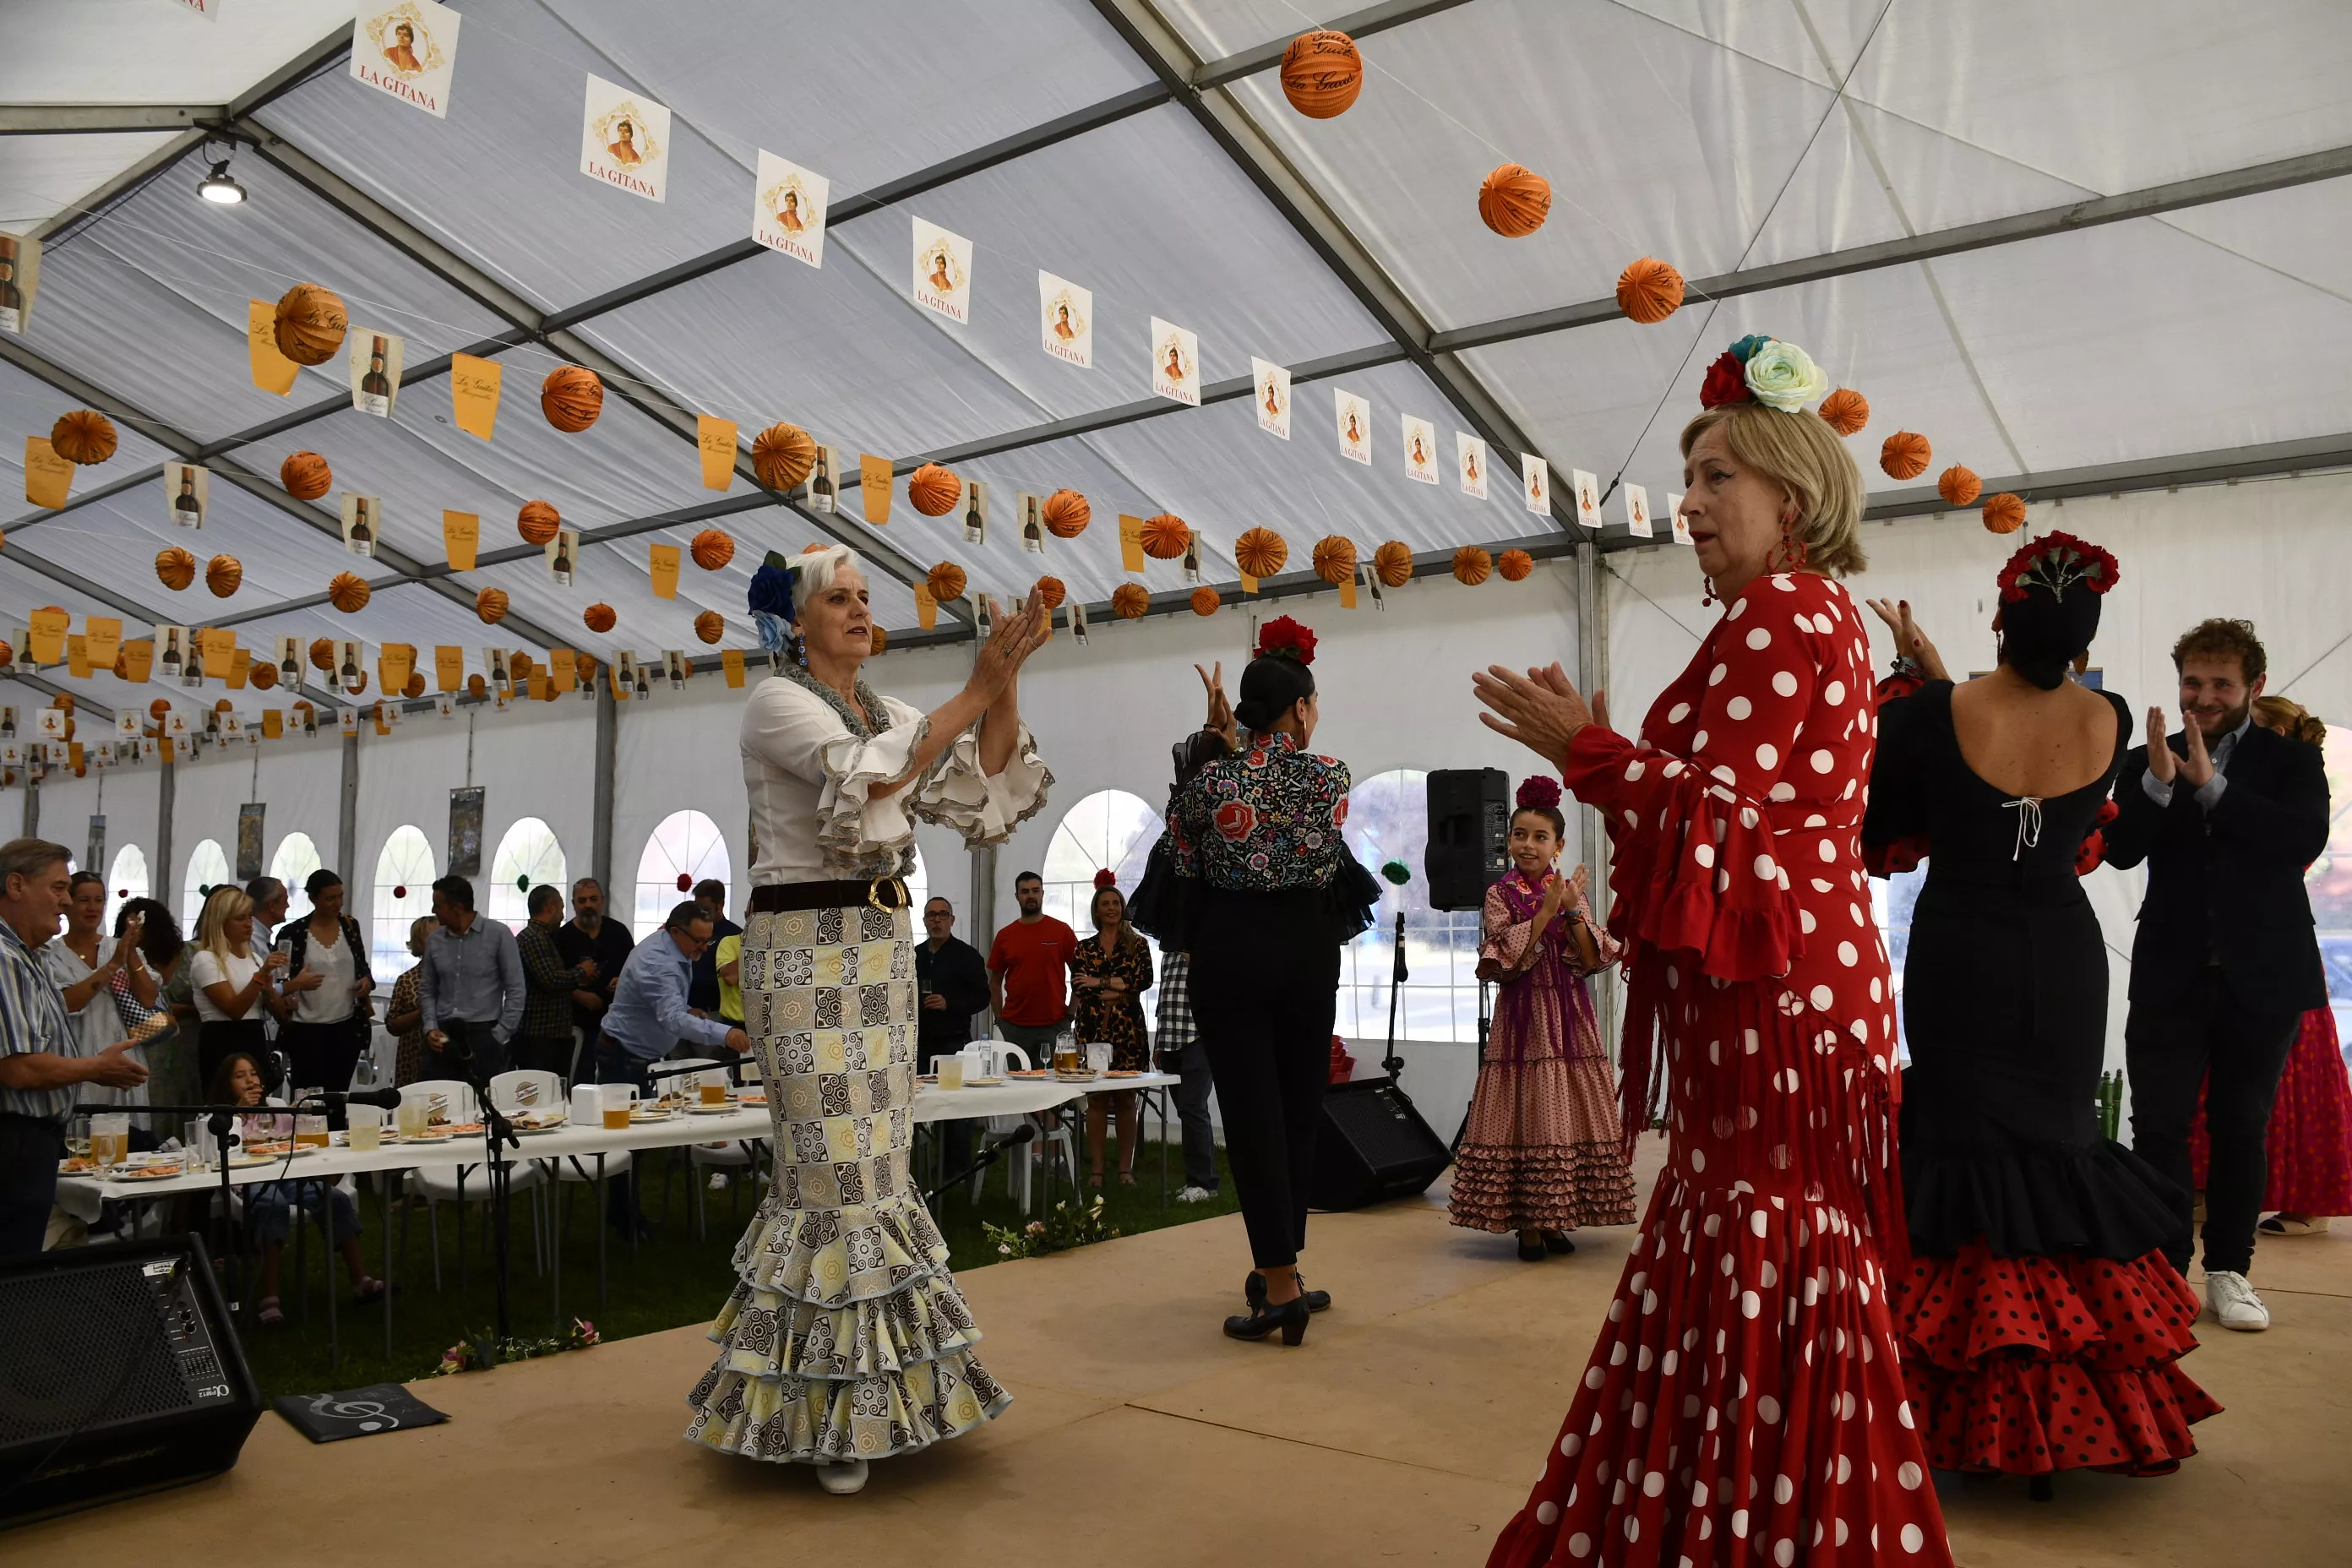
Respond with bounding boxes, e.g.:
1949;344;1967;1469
739;677;1051;885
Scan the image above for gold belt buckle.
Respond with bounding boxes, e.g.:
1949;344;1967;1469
867;876;906;912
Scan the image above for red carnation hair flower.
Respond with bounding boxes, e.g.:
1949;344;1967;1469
1253;614;1317;666
1092;868;1118;890
1995;530;2120;605
1515;776;1563;812
1697;351;1752;410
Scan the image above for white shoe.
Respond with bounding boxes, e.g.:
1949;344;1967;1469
1176;1184;1215;1204
814;1460;869;1494
2205;1270;2270;1331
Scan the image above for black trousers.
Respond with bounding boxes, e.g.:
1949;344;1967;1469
2126;968;2301;1277
1175;1060;1219;1192
0;1112;63;1259
1190;889;1339;1270
512;1034;575;1081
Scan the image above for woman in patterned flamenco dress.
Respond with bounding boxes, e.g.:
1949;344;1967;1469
683;546;1052;1495
2189;698;2352;1238
1476;335;1952;1566
1864;535;2219;1497
1449;776;1636;1259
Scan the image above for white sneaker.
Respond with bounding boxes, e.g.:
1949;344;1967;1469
1176;1184;1215;1204
814;1460;869;1494
2205;1270;2270;1331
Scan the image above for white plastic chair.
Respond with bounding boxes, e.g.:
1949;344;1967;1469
664;1058;762;1239
487;1068;563;1116
401;1080;545;1288
970;1041;1075;1213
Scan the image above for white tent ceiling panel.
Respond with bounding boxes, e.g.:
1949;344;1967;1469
552;0;1157;195
253;6;760;312
1926;204;2352;471
2150;179;2352;314
0;1;353;106
0;358;179;495
1459;258;2019;504
0;131;184;234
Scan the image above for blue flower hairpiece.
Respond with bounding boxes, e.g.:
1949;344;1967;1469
748;550;798;654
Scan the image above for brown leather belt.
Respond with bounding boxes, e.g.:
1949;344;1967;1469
749;877;911;915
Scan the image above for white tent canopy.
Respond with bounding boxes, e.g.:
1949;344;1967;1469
3;1;2350;1075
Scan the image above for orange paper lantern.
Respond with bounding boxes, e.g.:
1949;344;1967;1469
1034;576;1067;610
328;572;371;612
308;638;335;672
251;662;279;690
50;410;117;466
1452;547;1493;585
204;554;242;597
509;652;533;678
1141;514;1190;560
0;641;12;670
272;283;347;366
404;672;426;700
1937;466;1982;507
518;500;561;546
1111;583;1151;620
1880;432;1931;481
1311;535;1356;585
467;674;487;699
1190;587;1221;617
1616;259;1685;324
1280;30;1363;118
909;463;961;516
148;698;172;722
476;587;509;624
584;603;616;634
1498;548;1534;582
1233;527;1288;579
1372;541;1414;587
690;529;734;570
868;627;887;656
541;366;603;433
928;562;967;603
1043;488;1091;538
281;450;332;500
1981;493;2027;535
694;610;724;645
1478;165;1551;238
750;422;816;491
155;547;195;591
1818;389;1870;437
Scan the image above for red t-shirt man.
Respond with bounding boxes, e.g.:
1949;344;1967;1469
989;873;1076;1047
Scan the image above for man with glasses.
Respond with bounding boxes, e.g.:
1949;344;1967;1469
592;901;749;1237
917;896;991;1179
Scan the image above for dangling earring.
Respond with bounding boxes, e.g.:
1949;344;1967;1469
1701;575;1718;607
1775;513;1809;573
792;631;809;669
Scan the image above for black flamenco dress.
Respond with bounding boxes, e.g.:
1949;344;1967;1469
1865;680;2219;1477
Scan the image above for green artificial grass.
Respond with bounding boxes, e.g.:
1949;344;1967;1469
226;1137;1240;1400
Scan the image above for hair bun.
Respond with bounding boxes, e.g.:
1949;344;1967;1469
1515;776;1563;811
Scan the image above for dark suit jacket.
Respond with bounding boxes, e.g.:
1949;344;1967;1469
2101;721;2328;1012
914;935;990;1059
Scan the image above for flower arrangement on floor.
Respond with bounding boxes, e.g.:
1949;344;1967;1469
428;1317;601;1377
983;1195;1120;1260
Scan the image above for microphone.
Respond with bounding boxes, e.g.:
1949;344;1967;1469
982;1124;1038;1151
339;1086;404;1111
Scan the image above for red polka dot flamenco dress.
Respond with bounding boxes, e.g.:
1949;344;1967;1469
1490;572;1952;1567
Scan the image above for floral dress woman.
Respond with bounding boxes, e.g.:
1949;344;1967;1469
1449;867;1635;1243
684;656;1049;1469
1069;923;1154;1070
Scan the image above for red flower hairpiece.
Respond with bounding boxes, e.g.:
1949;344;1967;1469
1698;351;1751;409
1995;530;2119;605
1254;614;1317;666
1092;868;1118;891
1515;776;1563;812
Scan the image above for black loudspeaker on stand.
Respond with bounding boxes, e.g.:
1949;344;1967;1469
1424;767;1510;912
0;1234;261;1526
1309;857;1451;1212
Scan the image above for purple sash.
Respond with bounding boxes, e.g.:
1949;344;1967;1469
1490;872;1601;1064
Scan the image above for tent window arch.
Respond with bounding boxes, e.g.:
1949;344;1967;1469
181;840;230;933
635;811;729;939
487;819;568;932
372;825;439;981
271;832;323;906
1041;789;1163;1014
107;846;150;923
1339;769;1489;1046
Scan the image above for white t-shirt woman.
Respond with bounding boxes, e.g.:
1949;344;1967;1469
188;946;265;1022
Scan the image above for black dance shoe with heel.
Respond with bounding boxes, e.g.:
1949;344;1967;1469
1544;1230;1576;1255
1223;1293;1311;1345
1246;1270;1331;1313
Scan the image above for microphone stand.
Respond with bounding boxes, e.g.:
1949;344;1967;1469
922;1127;1034;1206
433;1032;520;1347
1382;908;1408;1085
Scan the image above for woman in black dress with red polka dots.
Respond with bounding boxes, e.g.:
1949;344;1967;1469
1864;534;2219;1490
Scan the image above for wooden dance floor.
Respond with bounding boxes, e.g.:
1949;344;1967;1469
23;1137;2352;1565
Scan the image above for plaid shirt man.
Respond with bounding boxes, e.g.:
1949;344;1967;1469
515;919;590;1048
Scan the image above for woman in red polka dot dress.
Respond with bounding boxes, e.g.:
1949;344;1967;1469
1475;335;1950;1566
